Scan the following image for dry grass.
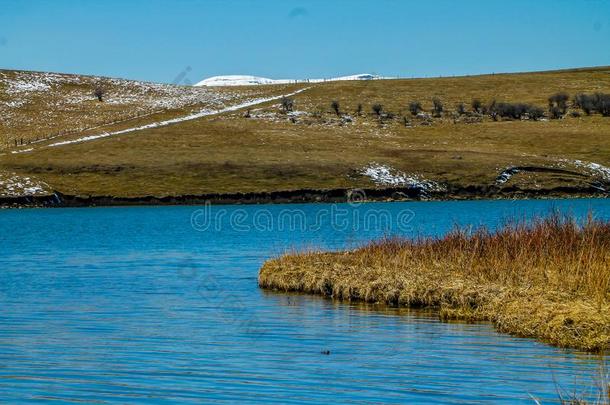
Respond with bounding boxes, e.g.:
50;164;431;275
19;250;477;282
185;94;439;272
0;69;297;149
555;365;610;404
297;66;610;117
2;67;610;198
259;214;610;351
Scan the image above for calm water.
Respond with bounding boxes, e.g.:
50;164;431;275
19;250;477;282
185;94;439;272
1;198;609;403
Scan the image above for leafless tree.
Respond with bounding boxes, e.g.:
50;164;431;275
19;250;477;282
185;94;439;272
331;100;340;116
94;86;106;102
372;103;383;117
281;97;294;113
432;97;444;117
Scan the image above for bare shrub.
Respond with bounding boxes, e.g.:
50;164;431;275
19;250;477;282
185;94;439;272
383;111;396;120
596;93;610;117
548;92;569;114
94;86;105;102
281;97;294;113
432;97;443;117
472;99;483;113
573;93;610;116
547;92;569;120
574;93;594;115
408;101;422;116
456;102;466;115
372;103;383;117
494;102;544;120
527;105;545;121
331;100;340;116
549;106;563;119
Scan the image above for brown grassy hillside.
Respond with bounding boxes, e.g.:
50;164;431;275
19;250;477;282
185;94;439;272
1;67;609;199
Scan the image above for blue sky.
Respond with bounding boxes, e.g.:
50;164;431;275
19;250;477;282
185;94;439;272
1;0;609;83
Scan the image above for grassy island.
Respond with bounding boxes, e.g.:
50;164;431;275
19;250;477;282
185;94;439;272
259;215;610;351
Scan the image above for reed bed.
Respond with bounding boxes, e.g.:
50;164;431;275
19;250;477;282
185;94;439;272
259;214;610;351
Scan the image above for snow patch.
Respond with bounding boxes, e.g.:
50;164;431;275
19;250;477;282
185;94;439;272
495;167;519;185
0;172;50;197
362;163;443;191
195;73;384;87
47;88;309;147
558;159;610;182
11;148;33;154
571;160;610;181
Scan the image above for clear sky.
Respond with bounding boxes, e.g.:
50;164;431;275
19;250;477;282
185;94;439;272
1;0;609;84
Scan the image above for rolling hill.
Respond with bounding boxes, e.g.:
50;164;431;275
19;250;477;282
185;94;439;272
1;66;609;205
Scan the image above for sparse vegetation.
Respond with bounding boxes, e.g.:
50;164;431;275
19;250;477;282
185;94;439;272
355;103;363;116
259;214;610;351
0;68;289;149
493;102;545;120
3;66;610;198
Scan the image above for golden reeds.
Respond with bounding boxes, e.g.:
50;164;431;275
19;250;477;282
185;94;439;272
259;214;610;351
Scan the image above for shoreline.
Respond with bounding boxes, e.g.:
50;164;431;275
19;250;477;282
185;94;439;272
0;185;607;209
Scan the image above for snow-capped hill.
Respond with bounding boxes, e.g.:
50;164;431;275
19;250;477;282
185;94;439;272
332;73;378;81
195;73;384;87
195;75;286;87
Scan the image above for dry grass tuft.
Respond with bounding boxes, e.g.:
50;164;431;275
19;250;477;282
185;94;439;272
555;364;610;404
259;214;610;351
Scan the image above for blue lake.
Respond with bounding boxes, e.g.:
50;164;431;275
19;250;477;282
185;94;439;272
1;198;609;403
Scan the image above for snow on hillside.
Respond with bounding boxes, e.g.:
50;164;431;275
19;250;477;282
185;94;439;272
0;70;235;113
362;163;444;192
0;70;272;146
0;171;50;197
46;88;309;148
195;73;383;87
